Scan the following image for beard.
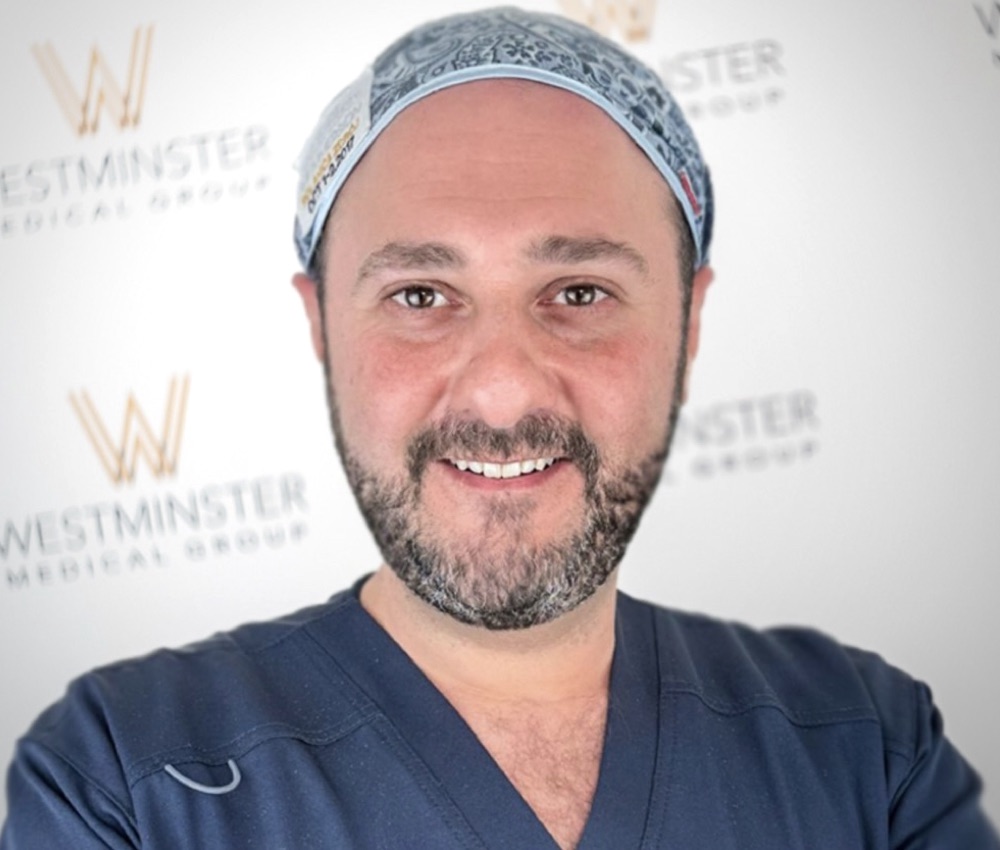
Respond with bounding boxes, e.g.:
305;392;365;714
331;404;677;630
319;306;687;630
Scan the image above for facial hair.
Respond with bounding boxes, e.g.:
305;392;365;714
315;256;690;628
331;404;676;630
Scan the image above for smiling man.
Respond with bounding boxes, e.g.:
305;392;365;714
295;76;707;637
2;7;998;850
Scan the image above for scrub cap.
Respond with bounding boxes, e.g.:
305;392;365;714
294;6;713;272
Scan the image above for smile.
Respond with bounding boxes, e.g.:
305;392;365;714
448;457;558;480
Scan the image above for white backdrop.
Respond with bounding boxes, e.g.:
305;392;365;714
2;0;999;827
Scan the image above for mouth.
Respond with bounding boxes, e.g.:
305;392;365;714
446;457;559;480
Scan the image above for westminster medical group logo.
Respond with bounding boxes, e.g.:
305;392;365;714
1;24;272;239
70;374;189;484
665;389;821;484
1;376;312;593
32;25;154;137
558;0;657;42
659;39;787;120
558;0;788;120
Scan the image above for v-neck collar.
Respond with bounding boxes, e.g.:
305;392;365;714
306;584;664;849
578;594;662;849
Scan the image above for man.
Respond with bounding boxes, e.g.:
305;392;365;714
2;7;997;849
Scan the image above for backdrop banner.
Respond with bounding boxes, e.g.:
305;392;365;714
2;0;998;824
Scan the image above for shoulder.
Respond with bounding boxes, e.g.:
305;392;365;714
623;594;999;844
18;588;367;789
619;593;999;842
619;592;919;742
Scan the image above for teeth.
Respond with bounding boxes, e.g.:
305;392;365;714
450;457;556;479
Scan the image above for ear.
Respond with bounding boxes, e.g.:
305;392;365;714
681;264;714;403
292;272;326;362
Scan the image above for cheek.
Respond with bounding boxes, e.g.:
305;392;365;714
570;327;680;460
328;328;451;461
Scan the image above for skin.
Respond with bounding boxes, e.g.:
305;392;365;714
293;79;712;848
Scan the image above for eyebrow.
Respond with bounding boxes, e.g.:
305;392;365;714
354;234;649;290
356;241;465;289
526;235;649;276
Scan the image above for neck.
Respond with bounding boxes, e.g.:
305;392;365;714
360;566;618;705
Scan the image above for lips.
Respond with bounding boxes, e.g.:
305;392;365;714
447;457;558;479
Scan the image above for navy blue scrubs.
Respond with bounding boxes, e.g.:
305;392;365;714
2;583;997;848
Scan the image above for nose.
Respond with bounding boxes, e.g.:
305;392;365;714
445;314;562;430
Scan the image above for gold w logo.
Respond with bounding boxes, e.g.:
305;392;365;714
69;375;189;485
558;0;657;42
31;25;154;136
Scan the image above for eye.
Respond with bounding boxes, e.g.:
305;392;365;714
391;285;446;309
553;284;609;307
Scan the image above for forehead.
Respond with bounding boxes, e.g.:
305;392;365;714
325;79;674;243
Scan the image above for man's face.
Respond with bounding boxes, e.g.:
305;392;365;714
296;80;710;629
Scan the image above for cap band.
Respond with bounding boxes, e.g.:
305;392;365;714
294;6;713;271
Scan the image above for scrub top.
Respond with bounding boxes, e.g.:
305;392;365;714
2;583;997;848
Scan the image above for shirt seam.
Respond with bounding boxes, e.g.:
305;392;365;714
662;684;882;727
18;737;139;833
299;628;492;850
125;710;377;787
240;595;355;657
368;715;490;850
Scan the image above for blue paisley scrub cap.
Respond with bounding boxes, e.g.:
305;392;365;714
294;5;713;272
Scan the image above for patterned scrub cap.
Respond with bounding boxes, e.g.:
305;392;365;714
294;5;713;272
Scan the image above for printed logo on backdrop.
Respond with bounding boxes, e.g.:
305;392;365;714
973;3;1000;68
32;26;154;136
557;0;657;42
2;377;312;593
661;40;787;120
664;389;820;484
2;25;272;239
556;0;787;119
70;374;188;484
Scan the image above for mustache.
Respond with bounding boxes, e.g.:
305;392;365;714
406;413;600;488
